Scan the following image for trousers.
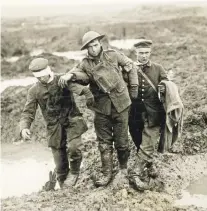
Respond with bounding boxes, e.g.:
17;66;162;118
51;136;82;182
94;106;130;152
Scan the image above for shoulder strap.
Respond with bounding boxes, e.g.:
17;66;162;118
138;68;157;93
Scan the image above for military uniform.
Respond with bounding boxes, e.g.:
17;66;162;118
20;59;87;184
129;61;168;158
68;48;138;186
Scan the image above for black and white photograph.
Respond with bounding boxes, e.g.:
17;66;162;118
1;0;207;210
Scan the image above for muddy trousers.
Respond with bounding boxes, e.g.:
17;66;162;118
51;136;82;182
94;106;130;168
130;125;160;178
138;126;160;161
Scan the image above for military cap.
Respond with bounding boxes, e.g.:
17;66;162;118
134;39;152;48
29;58;48;72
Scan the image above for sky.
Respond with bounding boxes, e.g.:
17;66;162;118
1;0;206;18
2;0;207;6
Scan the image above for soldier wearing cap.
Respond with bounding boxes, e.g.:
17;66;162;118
58;31;138;187
128;39;168;191
20;58;88;189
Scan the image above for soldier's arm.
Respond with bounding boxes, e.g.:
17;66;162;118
159;64;169;81
59;61;90;88
68;82;94;107
116;51;138;86
69;62;90;84
20;86;38;133
68;82;88;96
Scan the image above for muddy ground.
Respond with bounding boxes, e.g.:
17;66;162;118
1;6;207;211
1;81;207;211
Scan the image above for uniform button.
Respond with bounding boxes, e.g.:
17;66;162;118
142;80;145;82
142;89;144;91
142;93;144;96
142;84;144;86
142;99;144;101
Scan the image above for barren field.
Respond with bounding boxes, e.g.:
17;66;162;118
1;4;207;211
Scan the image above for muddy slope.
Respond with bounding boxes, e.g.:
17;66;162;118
1;15;207;211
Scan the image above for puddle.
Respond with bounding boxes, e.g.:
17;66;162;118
53;50;87;61
109;39;141;49
30;49;44;57
0;77;38;93
188;175;207;195
175;190;207;208
175;176;207;208
4;56;20;63
1;142;56;199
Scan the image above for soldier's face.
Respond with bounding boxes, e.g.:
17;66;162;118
136;47;151;64
37;75;50;84
87;39;102;57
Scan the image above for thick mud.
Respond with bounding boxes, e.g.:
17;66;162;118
1;13;207;211
1;83;207;210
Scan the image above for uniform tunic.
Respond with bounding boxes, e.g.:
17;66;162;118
20;75;88;181
129;61;168;158
69;49;138;152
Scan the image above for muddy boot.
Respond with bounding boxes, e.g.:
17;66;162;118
94;150;113;187
147;162;158;178
148;178;165;192
113;150;130;189
117;149;130;170
129;175;150;192
64;157;82;188
128;158;149;192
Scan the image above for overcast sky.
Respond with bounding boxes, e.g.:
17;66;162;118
2;0;207;6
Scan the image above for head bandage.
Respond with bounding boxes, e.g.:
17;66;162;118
32;66;52;78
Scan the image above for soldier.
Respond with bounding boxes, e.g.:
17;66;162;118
58;31;138;187
20;58;88;189
128;39;168;191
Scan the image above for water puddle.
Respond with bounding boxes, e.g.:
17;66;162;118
30;49;44;57
53;50;87;61
188;175;207;195
0;77;37;93
4;56;20;63
109;39;141;49
1;142;56;199
175;175;207;208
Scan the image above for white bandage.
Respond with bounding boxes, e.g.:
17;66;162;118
32;66;52;78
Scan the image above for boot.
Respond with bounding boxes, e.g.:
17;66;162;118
64;157;82;188
128;156;149;191
147;161;159;178
129;175;150;192
112;150;130;189
94;150;113;187
117;149;130;170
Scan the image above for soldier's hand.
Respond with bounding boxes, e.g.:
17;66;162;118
21;129;31;141
58;73;74;88
158;84;165;93
82;87;95;107
129;86;138;99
